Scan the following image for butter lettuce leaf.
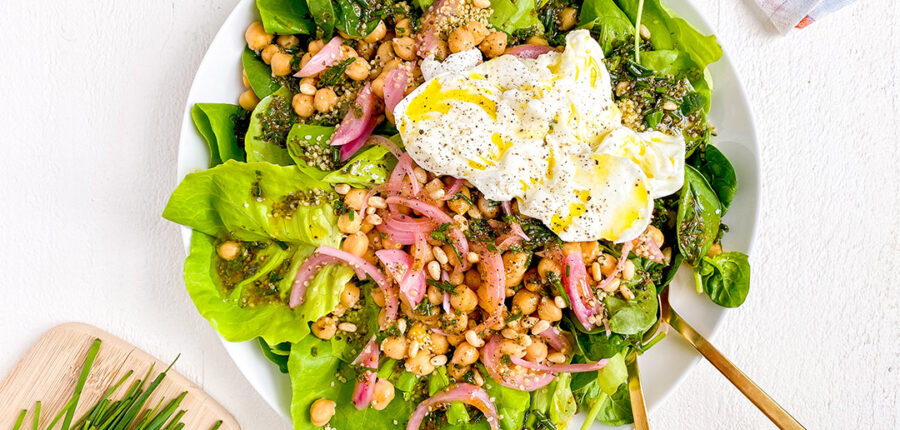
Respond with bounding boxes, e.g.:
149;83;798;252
190;103;246;167
490;0;542;33
246;87;296;165
578;0;634;53
287;124;397;187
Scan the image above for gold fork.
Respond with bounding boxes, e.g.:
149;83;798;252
626;287;805;429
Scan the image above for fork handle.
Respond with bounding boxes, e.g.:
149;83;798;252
666;311;806;430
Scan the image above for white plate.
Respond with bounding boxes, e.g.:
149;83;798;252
176;0;760;426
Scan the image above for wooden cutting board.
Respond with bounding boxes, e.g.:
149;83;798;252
0;323;239;429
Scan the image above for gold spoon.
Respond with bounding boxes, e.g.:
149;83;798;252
627;286;806;429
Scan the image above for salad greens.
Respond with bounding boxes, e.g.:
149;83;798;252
165;0;754;428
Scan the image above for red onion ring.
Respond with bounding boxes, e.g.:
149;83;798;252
472;244;506;319
295;36;342;77
510;356;609;373
406;383;499;430
351;337;380;410
289;253;340;308
505;44;555;59
562;251;598;330
384;63;412;115
339;118;379;162
331;82;376;147
481;335;555;392
535;326;572;354
596;242;634;291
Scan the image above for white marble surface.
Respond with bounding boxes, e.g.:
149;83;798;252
0;0;897;428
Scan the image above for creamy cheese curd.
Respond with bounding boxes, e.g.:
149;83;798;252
393;30;685;242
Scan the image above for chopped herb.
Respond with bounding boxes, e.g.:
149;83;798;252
318;57;355;88
426;279;458;295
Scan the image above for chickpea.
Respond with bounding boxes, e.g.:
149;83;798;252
372;73;387;98
448;27;475;53
405;350;436;376
261;44;280;65
465;21;489;45
707;243;723;257
526;36;548;46
311;316;336;340
426;284;443;305
441;311;468;334
580;241;601;264
382;58;402;74
364;20;388;43
340;282;360;308
276;34;300;49
376;41;396;65
290;93;314;118
217;241;240;260
502;251;528;287
447;333;465;346
382;336;408;359
621;260;635;281
448;364;470;379
395;18;412;37
430;332;450;354
475;196;499;219
314;88;338;112
464;268;482;289
345;57;371;81
525;340;548;362
340;44;359;60
341;231;369;258
433;40;450;60
646;225;665;247
537;297;563;322
392;37;417;60
371;288;386;307
344;188;367;210
451;342;480;365
537;257;562;283
408;321;428;342
598;253;617;276
238;89;260;110
241;69;251;88
447;188;472;214
512;290;540;315
559;7;578;31
356;41;376;60
299;52;312;68
337;210;362;233
310;398;336;427
562;242;581;257
499;339;526;357
450;285;478;313
480;32;507;58
245;21;273;51
308;39;325;55
371;378;395;410
271;52;293;76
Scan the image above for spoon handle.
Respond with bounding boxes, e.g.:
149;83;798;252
626;351;651;430
666;310;805;429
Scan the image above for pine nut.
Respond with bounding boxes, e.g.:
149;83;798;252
520;335;532;347
413;167;428;184
365;213;383;226
408;340;420;357
430;354;448;366
554;296;567;309
466;252;480;263
433;246;449;265
663;100;678;111
532;320;551;335
397;319;407;334
602;278;621;293
300;82;318;95
591;262;602;282
465;330;484;348
366;206;376;215
639;24;652;40
367;196;387;209
473;370;485;386
334;183;351;194
501;328;518;339
427;261;441;280
338;322;357;332
547;352;566;363
619;285;635;300
429;189;446;200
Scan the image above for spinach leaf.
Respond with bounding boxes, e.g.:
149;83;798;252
245;87;296;165
577;0;633;53
241;48;280;99
256;0;315;35
530;372;576;430
604;283;658;335
690;144;737;213
334;0;380;38
699;251;750;307
572;328;631;361
676;165;721;266
591;384;633;427
190;103;246;166
490;0;542;33
306;0;337;39
258;338;291;373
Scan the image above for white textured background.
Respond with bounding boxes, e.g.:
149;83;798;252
0;0;897;428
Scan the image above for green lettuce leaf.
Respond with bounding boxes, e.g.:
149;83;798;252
484;372;531;430
578;0;634;53
530;372;577;429
256;0;315;35
184;232;353;344
246;87;296;165
287;124;397;186
490;0;542;33
190;103;246;167
289;336;417;430
163;160;337;244
241;48;280;99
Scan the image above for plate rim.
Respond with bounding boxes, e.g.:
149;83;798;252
174;0;761;425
